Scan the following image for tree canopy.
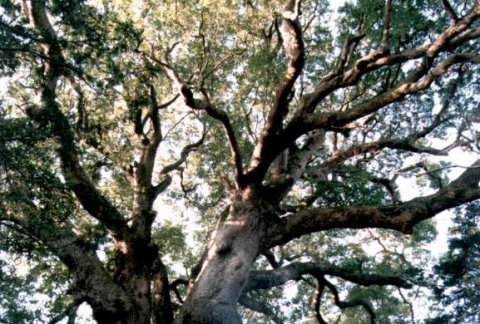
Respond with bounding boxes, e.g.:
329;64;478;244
0;0;479;323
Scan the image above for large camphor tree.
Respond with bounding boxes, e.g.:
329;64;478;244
1;0;480;322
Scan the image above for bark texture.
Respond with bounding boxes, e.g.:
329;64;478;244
176;195;274;323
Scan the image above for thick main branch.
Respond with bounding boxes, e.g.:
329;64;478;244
268;159;480;247
244;261;412;292
247;0;305;183
26;0;128;240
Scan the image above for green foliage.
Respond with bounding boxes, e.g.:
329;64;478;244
0;258;38;322
427;202;480;323
152;222;189;263
0;254;71;323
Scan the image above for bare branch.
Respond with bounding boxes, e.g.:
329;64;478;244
28;0;64;91
135;84;164;190
297;4;480;116
287;130;326;180
169;279;188;304
305;53;480;130
27;103;128;239
316;138;451;170
48;297;85;324
332;32;365;76
198;104;245;185
243;12;480;187
415;163;480;177
266;0;304;135
149;175;173;204
369;176;399;203
202;50;246;82
131;90;179;209
262;250;281;268
426;3;480;59
411;70;463;140
302;0;321;34
397;287;417;324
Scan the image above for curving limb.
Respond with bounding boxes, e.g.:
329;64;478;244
0;195;133;319
260;51;477;182
25;0;129;241
287;130;326;180
331;32;365;77
262;250;281;269
160;124;207;175
240;258;414;323
267;0;305;135
315;138;451;170
131;84;178;234
397;287;417;324
312;277;328;324
48;297;86;324
304;53;480;131
169;278;188;304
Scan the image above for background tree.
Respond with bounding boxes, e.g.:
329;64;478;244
0;0;479;323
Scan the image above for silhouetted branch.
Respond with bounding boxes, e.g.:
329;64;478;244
312;277;328;324
160;126;207;175
441;0;458;22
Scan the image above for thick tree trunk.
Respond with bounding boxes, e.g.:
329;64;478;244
176;198;269;323
85;266;154;323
